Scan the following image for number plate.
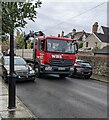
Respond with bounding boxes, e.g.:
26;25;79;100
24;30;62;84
58;67;65;70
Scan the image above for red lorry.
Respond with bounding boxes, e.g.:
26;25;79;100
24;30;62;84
32;36;78;78
15;35;78;78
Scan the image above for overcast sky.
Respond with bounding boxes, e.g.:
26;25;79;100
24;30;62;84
22;0;108;36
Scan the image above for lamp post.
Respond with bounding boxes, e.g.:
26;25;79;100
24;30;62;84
8;31;16;109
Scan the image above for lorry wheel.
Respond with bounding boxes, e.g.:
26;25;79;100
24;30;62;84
69;73;74;78
35;64;41;78
59;74;67;78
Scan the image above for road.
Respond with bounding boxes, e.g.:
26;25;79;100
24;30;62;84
16;75;107;118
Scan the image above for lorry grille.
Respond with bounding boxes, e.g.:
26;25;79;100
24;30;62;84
50;59;73;66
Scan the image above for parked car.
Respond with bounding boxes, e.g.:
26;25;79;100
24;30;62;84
1;56;35;82
70;59;92;79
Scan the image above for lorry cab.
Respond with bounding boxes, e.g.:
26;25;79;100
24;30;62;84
34;36;78;78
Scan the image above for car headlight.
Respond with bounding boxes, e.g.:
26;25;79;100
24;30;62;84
29;70;35;74
7;70;9;74
28;66;35;74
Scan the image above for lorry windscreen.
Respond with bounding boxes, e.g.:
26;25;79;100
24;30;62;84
46;39;75;54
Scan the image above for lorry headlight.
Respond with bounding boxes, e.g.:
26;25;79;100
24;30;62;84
70;67;74;71
45;66;52;71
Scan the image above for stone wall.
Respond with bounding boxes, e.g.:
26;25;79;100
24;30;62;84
77;53;109;82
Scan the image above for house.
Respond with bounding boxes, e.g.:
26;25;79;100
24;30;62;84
83;33;109;50
65;29;90;41
97;26;109;34
83;22;109;50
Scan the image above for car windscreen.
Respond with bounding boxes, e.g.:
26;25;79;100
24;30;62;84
76;60;84;64
46;39;75;53
76;60;91;66
81;62;91;66
80;62;91;66
4;58;27;65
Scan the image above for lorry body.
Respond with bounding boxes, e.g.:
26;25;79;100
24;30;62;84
15;36;78;78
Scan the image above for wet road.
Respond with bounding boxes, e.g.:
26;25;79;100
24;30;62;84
16;75;107;118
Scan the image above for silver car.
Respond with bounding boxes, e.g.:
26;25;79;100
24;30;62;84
70;59;92;79
1;56;35;82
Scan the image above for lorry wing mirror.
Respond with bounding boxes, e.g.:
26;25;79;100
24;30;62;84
74;42;78;53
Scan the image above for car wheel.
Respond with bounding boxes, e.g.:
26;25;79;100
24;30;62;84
84;75;91;79
35;64;42;78
69;73;74;78
69;68;76;78
69;70;76;78
59;74;67;78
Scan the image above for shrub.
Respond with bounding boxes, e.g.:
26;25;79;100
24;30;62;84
79;42;83;48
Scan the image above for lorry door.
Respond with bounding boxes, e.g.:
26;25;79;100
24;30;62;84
36;39;45;64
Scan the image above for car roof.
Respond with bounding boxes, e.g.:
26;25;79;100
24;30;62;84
76;59;90;64
76;59;84;62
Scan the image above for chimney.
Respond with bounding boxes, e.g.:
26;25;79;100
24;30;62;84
58;34;60;37
72;29;76;35
92;22;98;33
61;31;64;37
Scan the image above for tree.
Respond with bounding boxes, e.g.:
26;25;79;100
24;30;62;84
2;1;42;35
78;42;83;49
2;1;42;48
2;35;9;46
92;46;100;52
1;1;42;109
15;30;24;49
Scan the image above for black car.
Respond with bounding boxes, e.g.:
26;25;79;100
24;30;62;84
70;59;92;79
1;56;35;82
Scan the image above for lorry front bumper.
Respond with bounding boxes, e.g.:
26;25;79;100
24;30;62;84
40;65;74;74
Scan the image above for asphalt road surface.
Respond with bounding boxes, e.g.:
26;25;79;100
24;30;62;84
16;75;108;118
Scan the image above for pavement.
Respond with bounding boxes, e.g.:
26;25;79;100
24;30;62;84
91;74;108;83
0;77;37;120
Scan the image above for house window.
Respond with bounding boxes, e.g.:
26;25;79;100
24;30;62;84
86;42;88;47
95;42;97;47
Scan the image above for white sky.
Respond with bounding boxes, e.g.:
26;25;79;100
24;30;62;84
22;0;108;36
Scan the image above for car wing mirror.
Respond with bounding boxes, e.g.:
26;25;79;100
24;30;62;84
28;63;33;67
